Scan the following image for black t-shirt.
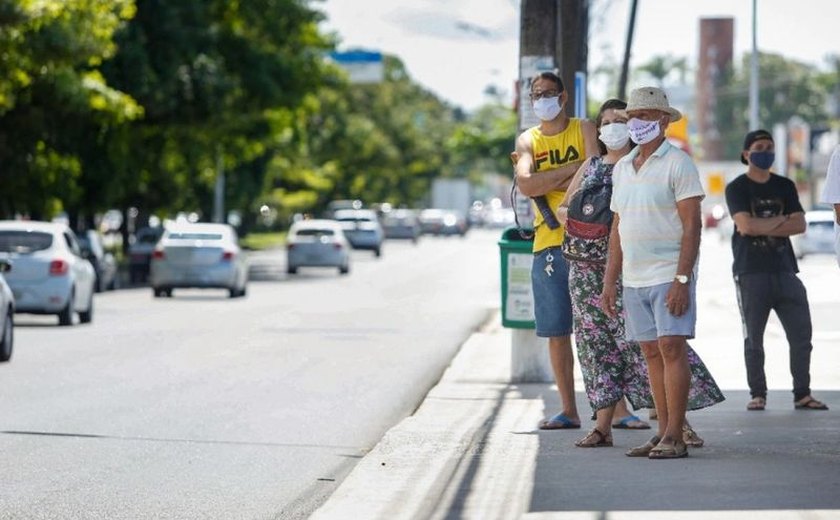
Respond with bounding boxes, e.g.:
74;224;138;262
724;173;803;274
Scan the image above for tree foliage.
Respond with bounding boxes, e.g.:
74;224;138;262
0;0;139;218
715;52;833;159
0;0;518;233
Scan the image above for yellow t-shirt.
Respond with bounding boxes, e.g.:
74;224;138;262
529;118;586;252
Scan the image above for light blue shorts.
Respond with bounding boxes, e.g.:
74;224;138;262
622;280;696;341
531;247;573;338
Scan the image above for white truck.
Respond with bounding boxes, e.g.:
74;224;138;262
430;178;472;215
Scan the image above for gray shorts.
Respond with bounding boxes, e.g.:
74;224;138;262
622;280;696;341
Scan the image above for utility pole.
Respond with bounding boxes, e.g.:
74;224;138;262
748;0;760;130
512;0;588;383
618;0;638;100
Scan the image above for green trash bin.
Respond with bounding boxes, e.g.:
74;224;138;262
498;226;536;329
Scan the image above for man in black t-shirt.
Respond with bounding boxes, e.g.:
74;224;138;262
724;129;828;412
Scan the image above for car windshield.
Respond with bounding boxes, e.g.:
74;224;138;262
337;217;373;223
167;232;223;240
0;231;53;253
296;229;335;237
809;221;832;230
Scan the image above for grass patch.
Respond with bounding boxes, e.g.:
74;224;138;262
241;231;286;251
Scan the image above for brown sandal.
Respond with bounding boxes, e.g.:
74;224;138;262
648;439;689;459
574;428;613;448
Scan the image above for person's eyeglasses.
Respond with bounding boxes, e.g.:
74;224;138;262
530;90;560;100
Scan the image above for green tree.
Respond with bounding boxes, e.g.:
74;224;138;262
98;0;334;227
0;0;140;218
636;54;689;87
715;52;832;159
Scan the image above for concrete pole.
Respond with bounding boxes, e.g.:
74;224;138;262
213;146;225;224
749;0;760;130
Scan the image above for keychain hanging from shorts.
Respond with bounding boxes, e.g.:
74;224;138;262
544;251;554;276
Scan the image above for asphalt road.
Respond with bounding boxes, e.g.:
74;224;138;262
0;229;503;520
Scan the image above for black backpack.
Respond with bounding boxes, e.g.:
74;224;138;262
561;175;613;262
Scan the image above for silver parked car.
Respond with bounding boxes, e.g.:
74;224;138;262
0;221;96;326
792;210;836;259
150;222;248;298
286;219;351;275
334;209;384;257
0;259;14;361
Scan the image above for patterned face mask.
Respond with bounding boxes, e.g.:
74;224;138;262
627;118;661;145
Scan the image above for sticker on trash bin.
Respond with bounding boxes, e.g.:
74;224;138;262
506;253;535;321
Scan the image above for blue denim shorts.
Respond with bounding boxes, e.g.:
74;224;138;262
622;280;696;341
531;247;573;337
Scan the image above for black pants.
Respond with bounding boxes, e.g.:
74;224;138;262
734;272;813;401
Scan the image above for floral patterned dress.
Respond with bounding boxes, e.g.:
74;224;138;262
566;157;725;413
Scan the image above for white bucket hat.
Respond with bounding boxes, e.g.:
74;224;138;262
623;86;682;122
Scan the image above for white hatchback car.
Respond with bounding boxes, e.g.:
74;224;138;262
0;221;96;326
0;259;14;361
286;219;351;275
149;222;248;298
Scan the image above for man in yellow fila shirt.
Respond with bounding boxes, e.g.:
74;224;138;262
514;71;599;429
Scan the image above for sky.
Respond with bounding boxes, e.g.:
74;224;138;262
319;0;840;111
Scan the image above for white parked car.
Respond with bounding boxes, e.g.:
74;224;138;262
286;219;351;275
0;221;96;326
0;259;14;361
792;210;835;259
149;222;248;298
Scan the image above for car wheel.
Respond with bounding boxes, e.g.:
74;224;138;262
58;294;74;326
0;310;13;362
339;264;350;275
153;287;172;298
79;294;94;324
287;266;297;275
374;248;382;258
229;287;240;298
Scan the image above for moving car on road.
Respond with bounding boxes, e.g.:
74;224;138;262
333;209;384;257
418;209;468;236
0;259;14;361
150;222;248;298
382;209;421;243
286;219;351;275
0;221;96;326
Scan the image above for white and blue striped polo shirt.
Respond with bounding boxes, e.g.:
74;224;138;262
610;140;705;288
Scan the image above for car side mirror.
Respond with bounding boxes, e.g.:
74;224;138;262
0;260;11;273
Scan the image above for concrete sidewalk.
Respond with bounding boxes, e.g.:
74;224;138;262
310;308;840;519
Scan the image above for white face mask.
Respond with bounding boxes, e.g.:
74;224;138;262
627;118;661;145
599;122;630;150
532;96;562;121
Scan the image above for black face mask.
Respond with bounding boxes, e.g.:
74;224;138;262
749;151;775;170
